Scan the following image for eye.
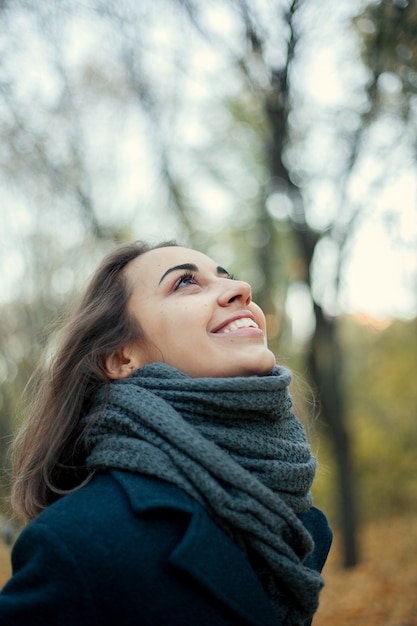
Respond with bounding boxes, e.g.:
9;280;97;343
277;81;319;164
217;265;235;281
174;272;198;290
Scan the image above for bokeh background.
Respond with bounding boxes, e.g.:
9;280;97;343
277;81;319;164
0;1;416;623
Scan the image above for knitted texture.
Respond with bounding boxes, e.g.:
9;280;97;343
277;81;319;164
84;363;323;625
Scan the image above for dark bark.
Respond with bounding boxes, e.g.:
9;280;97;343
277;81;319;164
307;304;358;567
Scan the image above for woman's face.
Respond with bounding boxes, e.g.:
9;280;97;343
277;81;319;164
120;246;276;378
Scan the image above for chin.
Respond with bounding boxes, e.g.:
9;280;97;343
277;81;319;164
240;355;276;377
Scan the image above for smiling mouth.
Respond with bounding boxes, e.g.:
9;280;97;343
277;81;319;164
215;317;260;334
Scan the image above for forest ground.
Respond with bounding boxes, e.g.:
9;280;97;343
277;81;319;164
315;514;417;625
0;514;416;625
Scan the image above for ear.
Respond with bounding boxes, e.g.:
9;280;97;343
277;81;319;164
103;344;142;380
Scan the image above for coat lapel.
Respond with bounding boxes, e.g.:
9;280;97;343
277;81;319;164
112;471;277;626
169;504;278;626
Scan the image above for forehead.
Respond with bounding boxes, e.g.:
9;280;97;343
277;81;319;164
125;246;217;287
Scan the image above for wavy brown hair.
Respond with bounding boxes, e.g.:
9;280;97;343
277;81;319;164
11;240;176;523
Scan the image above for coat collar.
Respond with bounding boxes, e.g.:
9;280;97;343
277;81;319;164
112;470;277;626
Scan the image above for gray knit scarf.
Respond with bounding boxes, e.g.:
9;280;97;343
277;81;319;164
84;362;323;625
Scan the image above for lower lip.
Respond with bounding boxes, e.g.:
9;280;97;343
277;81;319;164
212;327;264;338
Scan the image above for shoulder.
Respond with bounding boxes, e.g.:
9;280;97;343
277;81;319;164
38;470;194;520
11;472;199;582
28;471;197;558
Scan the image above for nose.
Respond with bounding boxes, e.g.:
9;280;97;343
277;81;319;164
217;278;252;307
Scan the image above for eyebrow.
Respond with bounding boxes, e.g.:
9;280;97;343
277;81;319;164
158;263;230;285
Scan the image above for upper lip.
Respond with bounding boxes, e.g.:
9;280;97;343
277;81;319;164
210;310;258;334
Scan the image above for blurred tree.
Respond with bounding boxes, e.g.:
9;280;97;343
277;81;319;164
355;0;417;123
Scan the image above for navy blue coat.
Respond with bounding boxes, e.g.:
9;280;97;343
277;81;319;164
0;471;332;625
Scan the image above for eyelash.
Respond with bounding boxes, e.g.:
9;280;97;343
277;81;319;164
174;272;198;290
173;271;236;290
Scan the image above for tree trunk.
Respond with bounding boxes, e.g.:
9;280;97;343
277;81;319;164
308;304;358;567
264;55;359;568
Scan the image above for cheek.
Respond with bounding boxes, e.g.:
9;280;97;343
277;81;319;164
135;308;170;349
143;302;210;352
148;308;191;346
249;302;267;332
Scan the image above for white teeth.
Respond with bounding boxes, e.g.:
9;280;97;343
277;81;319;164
220;318;259;333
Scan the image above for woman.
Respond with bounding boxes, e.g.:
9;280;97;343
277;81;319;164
0;241;332;626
